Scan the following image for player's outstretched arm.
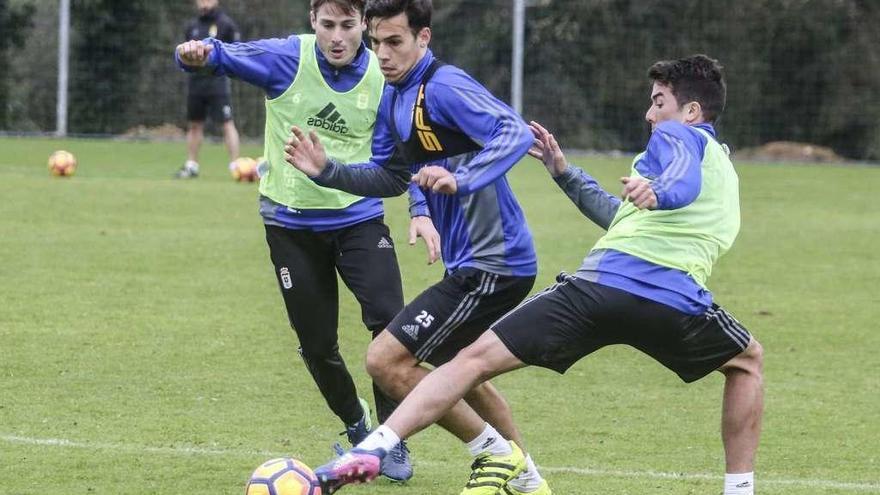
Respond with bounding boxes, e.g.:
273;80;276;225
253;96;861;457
176;40;214;67
528;120;568;177
286;126;411;198
529;121;620;229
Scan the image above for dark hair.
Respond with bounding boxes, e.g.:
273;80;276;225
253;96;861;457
648;54;726;123
365;0;432;34
310;0;365;17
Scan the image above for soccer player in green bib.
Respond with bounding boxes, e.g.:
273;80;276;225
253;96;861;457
318;55;764;495
175;0;429;481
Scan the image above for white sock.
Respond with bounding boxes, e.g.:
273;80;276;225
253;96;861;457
507;454;544;492
228;160;238;171
185;160;199;172
466;423;512;457
724;472;754;495
356;425;400;453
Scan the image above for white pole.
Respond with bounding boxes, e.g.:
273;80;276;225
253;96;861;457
511;0;525;114
57;0;70;136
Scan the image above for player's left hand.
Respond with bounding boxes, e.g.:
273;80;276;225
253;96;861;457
409;216;441;265
412;165;457;194
285;126;327;178
620;176;657;209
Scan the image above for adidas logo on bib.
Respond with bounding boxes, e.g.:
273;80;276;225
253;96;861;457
307;103;349;135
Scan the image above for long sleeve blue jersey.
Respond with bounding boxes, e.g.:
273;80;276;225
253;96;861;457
556;121;716;314
175;35;386;231
313;52;537;276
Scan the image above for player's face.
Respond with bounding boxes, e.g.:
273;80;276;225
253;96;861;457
645;83;685;131
310;4;366;68
645;82;702;131
195;0;218;15
369;13;430;83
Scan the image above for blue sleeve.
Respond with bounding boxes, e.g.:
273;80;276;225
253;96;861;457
426;70;532;196
641;121;706;209
553;166;620;229
174;36;302;99
408;183;429;217
365;90;401;170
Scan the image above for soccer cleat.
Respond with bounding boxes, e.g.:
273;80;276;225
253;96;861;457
501;479;553;495
380;440;413;482
314;447;384;494
175;160;199;179
460;441;526;495
174;166;198;179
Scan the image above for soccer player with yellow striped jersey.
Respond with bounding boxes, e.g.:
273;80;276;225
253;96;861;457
175;0;428;481
317;55;764;495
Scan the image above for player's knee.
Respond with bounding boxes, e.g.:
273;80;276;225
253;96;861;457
747;339;764;376
453;345;496;383
365;333;413;384
721;338;763;379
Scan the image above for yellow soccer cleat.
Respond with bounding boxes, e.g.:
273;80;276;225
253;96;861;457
501;479;553;495
460;441;526;495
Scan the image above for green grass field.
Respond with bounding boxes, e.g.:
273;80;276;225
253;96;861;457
1;136;878;494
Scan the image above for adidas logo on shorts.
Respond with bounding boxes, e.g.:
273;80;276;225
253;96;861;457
401;324;420;340
377;237;393;249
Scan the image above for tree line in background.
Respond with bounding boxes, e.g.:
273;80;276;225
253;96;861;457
3;0;879;159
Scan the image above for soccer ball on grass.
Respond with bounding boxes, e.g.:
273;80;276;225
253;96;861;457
48;150;77;177
231;156;259;182
245;457;322;495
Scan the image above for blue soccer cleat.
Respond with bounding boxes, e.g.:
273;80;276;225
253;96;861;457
380;440;413;482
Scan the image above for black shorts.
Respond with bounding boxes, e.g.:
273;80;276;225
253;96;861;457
187;91;233;123
492;275;751;383
388;268;535;366
264;217;404;351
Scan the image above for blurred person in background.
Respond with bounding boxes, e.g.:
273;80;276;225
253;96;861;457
177;0;241;178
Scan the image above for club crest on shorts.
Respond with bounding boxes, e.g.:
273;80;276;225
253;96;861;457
279;267;293;289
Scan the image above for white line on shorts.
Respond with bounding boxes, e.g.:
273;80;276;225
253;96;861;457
2;434;878;492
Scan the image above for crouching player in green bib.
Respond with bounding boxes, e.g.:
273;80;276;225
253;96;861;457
319;54;764;495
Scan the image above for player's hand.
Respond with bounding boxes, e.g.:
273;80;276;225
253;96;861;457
620;176;657;209
412;165;457;194
527;121;567;177
176;40;213;67
409;216;441;265
285;126;327;177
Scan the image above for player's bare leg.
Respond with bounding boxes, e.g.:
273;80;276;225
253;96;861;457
365;330;491;442
178;121;204;178
718;338;764;494
375;331;526;437
222;120;240;164
315;331;530;494
464;381;524;449
187;120;203;163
